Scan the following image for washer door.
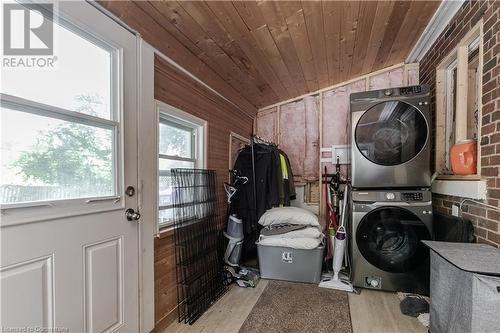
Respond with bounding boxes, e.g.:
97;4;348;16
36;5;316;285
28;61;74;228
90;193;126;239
355;101;428;166
356;207;431;273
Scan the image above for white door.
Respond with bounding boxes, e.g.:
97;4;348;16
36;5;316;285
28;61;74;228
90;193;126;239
1;2;140;332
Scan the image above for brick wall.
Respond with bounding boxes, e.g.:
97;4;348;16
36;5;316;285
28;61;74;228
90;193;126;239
419;0;500;247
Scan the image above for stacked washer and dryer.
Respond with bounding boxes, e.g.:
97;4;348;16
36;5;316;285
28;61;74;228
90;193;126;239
349;85;433;294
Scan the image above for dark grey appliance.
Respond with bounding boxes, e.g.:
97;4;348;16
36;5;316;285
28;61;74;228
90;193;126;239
350;85;431;188
423;241;500;333
350;189;433;294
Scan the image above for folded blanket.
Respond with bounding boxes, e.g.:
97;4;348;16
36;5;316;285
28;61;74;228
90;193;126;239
260;226;322;239
258;237;323;250
260;225;307;237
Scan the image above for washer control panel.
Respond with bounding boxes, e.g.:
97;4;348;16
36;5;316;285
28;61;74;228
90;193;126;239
401;192;424;201
352;190;431;202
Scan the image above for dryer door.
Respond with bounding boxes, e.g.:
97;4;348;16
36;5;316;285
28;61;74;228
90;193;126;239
356;207;431;273
355;101;428;166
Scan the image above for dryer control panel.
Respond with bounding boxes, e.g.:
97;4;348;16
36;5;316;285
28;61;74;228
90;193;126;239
401;192;424;201
399;85;422;95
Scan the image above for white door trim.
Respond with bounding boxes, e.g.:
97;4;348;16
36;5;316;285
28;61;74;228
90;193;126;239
137;39;156;333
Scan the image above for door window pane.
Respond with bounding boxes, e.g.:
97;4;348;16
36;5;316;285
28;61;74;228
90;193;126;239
355;101;428;166
1;107;114;203
1;17;112;120
159;122;193;158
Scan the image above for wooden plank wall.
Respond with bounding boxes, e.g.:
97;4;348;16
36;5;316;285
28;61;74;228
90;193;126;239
153;55;253;331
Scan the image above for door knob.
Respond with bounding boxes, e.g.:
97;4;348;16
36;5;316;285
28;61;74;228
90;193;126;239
125;208;141;221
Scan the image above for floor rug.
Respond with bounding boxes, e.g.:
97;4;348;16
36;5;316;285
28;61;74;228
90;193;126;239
239;280;352;333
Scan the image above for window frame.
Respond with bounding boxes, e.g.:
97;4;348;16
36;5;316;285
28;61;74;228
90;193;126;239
156;101;207;231
444;59;458;171
228;131;250;182
435;20;483;180
0;3;125;223
159;114;197;164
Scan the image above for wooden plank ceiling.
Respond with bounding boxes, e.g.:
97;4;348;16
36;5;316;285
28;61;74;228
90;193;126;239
100;1;440;114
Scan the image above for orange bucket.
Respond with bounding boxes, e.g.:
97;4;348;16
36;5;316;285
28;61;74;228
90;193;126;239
450;139;477;175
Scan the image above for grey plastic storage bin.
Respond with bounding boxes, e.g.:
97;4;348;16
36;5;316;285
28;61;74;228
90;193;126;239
257;242;324;283
423;241;500;333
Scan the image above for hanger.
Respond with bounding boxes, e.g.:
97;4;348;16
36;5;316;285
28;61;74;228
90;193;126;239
224;183;237;204
252;135;277;146
229;169;248;186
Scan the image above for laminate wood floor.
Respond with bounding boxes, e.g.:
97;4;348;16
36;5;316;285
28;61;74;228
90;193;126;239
348;290;426;333
163;280;426;333
164;280;269;333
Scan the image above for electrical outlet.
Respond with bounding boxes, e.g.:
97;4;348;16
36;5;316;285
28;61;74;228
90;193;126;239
452;205;459;217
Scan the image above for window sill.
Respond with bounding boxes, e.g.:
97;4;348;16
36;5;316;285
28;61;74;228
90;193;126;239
436;174;481;181
431;178;487;200
156;216;207;239
156;225;174;239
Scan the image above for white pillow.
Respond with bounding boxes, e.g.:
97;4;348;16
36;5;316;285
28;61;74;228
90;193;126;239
258;207;319;227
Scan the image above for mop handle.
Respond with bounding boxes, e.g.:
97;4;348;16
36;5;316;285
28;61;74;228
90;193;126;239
339;185;350;228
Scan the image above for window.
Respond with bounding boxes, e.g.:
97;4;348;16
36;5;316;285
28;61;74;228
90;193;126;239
1;11;118;204
435;21;482;178
444;60;458;171
467;49;480;141
157;103;205;228
228;131;249;178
